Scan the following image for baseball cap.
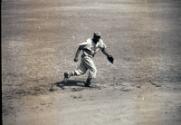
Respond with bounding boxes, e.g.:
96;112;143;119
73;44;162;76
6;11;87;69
93;32;101;38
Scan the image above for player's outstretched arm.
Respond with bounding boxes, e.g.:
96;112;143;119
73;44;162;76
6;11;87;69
101;48;114;64
101;48;110;57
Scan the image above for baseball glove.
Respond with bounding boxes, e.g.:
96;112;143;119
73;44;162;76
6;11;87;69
107;55;114;64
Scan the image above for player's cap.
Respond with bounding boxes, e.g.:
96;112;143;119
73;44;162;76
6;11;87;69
93;32;101;38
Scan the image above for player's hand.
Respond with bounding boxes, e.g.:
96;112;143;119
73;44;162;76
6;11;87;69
74;57;78;62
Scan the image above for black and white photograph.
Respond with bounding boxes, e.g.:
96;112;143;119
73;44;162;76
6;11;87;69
2;0;181;125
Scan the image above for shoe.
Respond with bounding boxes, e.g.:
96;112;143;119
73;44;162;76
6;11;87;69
84;83;91;87
84;78;92;87
64;72;71;79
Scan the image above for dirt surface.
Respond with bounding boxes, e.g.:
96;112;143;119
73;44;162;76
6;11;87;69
2;0;181;125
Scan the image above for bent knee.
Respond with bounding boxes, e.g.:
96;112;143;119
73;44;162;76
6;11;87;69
91;67;97;74
90;68;97;78
94;68;97;74
74;69;86;76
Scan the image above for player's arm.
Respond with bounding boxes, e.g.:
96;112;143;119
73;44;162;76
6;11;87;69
74;44;86;62
101;48;110;57
99;40;109;57
101;48;114;64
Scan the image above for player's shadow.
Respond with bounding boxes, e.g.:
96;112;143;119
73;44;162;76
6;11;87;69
55;80;85;89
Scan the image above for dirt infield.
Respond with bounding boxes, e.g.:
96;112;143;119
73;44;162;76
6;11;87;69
2;0;181;125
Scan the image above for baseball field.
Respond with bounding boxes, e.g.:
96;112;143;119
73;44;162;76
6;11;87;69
2;0;181;125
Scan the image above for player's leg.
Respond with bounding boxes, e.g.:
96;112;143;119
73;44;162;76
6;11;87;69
64;59;87;79
83;57;97;86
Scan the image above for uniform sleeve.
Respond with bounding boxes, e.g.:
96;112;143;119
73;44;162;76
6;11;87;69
79;41;88;49
79;41;87;46
98;39;107;49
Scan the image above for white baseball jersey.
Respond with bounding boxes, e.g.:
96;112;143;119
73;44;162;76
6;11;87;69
79;38;106;57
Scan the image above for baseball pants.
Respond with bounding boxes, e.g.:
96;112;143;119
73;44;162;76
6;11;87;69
74;56;97;79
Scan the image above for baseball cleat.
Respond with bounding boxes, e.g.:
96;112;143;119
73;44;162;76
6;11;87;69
84;78;92;87
84;83;91;87
64;72;71;80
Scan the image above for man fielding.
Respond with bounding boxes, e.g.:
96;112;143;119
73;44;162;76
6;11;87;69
64;32;114;87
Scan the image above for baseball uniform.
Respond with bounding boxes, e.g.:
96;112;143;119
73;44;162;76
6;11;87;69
74;38;106;79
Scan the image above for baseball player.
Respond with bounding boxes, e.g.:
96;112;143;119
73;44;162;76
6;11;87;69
64;32;114;87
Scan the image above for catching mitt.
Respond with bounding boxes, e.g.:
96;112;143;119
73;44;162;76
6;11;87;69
107;55;114;64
